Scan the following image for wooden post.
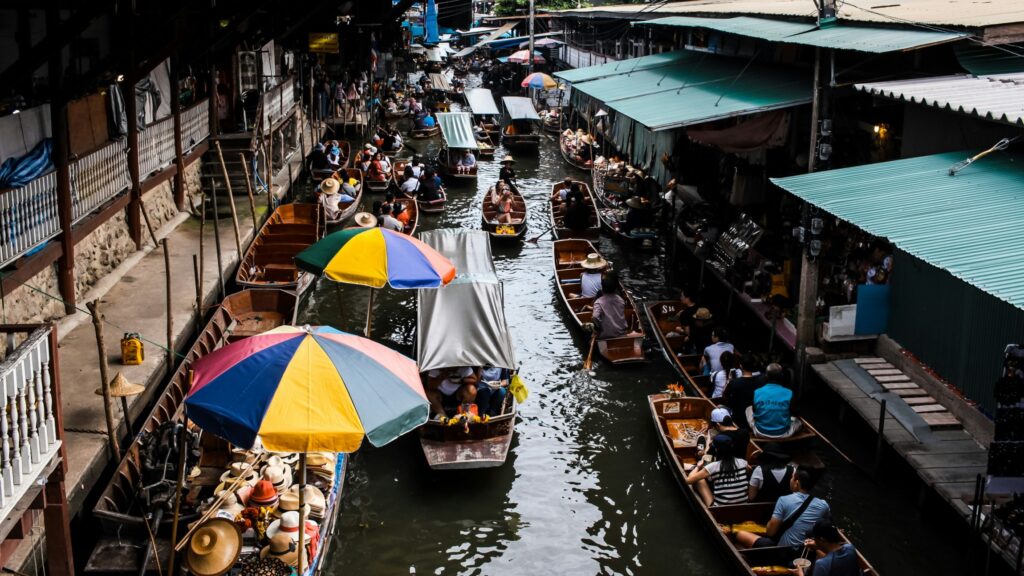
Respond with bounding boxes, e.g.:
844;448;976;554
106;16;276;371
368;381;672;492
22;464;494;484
171;51;187;210
267;127;274;202
48;7;75;315
167;413;189;575
210;181;226;299
87;300;120;458
214;141;243;257
198;194;206;304
193;254;202;315
43;475;74;576
163;238;173;366
240;153;258;234
209;67;220;138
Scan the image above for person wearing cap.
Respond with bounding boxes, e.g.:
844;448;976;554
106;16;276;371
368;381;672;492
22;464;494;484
709;406;749;456
700;327;735;375
425;366;479;419
747;363;803;439
797;519;861;576
589;274;628;340
686;434;749;507
748;443;794;504
499;156;517;186
735;467;831;552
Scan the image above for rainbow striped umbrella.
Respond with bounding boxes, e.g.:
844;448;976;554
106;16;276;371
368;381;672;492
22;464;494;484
185;325;428;453
521;72;556;89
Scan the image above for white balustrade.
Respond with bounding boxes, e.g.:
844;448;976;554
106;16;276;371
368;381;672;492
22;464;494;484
0;172;61;268
180;99;210;153
262;78;296;130
0;327;60;513
70;139;131;224
138;116;176;180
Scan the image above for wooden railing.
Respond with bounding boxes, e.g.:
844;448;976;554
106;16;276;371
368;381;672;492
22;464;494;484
0;173;61;268
0;325;60;513
70;139;131;224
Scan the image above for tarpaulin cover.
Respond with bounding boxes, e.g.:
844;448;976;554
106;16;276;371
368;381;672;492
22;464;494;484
687;110;791;153
454;22;518;58
502;96;541;120
428;72;452;92
417;229;517;372
465;88;501;116
0;138;53;189
436;112;479;150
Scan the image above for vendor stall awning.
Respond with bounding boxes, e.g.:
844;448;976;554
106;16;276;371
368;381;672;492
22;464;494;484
453;22;518;58
636;16;965;53
502;96;541;120
482;32;562;51
554;50;689;84
428;72;452;92
856;73;1024;127
465;88;501;116
771;150;1024;311
435;112;478;150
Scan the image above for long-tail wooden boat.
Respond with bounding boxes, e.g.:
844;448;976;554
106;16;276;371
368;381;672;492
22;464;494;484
310;141;351;183
88;290;350;575
481;182;528;241
591;160;634;209
648;393;879;576
597;202;659;251
236;203;325;288
552;239;646;365
438;147;478;182
410;124;441;139
501;123;541;150
549;180;600;240
417;230;519;469
318;168;364;226
560;132;594;171
501;96;541;152
643;300;816;444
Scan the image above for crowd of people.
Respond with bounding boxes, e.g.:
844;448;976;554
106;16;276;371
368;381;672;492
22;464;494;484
426;365;510;424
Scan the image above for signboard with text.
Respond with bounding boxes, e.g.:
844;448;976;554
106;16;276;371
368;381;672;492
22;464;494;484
309;33;339;54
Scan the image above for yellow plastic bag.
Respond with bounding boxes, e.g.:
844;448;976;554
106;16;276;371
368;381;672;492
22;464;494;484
510;373;529;403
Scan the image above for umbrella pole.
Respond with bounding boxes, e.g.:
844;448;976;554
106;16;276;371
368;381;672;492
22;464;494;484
365;287;376;337
298;453;307;574
167;401;189;575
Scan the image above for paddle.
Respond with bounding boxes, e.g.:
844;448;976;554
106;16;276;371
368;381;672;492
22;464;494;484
582;332;597;376
526;224;554;244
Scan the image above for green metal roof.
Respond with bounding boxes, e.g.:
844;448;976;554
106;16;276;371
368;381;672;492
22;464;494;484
772;151;1024;311
435;112;478;149
553;50;690;83
636;15;965;53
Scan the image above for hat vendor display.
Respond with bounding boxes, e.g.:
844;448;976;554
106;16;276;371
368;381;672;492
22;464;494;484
265;510;318;542
186;518;242;576
259;534;307;571
219;462;259;486
248;479;280;507
261;464;293;494
286;484;326;520
273;491;311;519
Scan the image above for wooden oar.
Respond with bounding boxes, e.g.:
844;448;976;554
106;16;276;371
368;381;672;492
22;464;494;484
526;224;554;244
583;332;597;375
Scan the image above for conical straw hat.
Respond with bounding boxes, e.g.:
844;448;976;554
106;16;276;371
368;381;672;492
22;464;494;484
96;372;145;398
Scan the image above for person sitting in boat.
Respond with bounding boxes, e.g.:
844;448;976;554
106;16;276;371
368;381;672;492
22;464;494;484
475;365;508;417
588;275;628;340
572;253;606;299
723;355;765;430
621;196;654;235
417;170;443;202
318;178;354;221
409;157;425;178
393;201;411;229
379;204;404;232
413;113;428;130
456;150;476;174
564;195;592;233
422;113;437;129
747;363;803;439
748;443;794;504
357;152;372;173
490;184;520;225
710;351;742;399
473;123;488;141
326;141;345;170
734;467;831;553
686;434;749;507
309;142;328;172
391;130;404;151
709;407;749;455
377;152;393;178
426;366;479;419
499;156;517;186
795;519;861;576
400;167;420;196
700;327;735;374
554;177;573;202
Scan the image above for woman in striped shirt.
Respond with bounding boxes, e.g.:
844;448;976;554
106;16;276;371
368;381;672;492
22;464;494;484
686;434;750;507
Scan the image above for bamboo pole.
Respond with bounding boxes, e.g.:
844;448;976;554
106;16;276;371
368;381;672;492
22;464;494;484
192;254;201;315
210;180;226;299
167;408;189;575
239;153;258;235
175;454;268;551
365;287;375;337
214;141;244;258
198;194;206;305
163;238;172;365
87;300;120;458
298;453;308;573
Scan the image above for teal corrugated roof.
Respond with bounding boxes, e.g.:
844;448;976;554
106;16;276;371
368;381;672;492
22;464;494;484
636;15;965;53
553;50;690;83
435;112;478;149
772;151;1024;311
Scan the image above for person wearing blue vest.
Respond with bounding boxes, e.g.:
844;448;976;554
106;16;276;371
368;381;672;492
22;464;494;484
746;363;803;438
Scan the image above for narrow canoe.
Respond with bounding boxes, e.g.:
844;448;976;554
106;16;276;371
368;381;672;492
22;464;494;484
481;182;528;241
549;180;600;240
236;203;325;288
560;132;594;172
320;168;364;226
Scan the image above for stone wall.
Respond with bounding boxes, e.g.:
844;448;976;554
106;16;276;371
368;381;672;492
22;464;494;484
1;265;64;325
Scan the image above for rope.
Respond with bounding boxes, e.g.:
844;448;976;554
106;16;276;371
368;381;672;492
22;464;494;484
65;427;113;435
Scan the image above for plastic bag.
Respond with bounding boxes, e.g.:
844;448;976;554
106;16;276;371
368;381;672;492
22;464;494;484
510;373;529;404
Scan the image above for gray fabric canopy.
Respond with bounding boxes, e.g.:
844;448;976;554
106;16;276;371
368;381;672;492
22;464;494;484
436;112;478;150
465;88;501;116
502;96;541;120
428;72;452;92
417;230;517;372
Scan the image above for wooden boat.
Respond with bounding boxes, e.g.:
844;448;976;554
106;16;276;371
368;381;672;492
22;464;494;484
397;196;419;236
417;230;519;469
643;300;817;444
552;239;646;364
481;182;527;240
648;393;879;576
560;132;595;172
542;112;561;133
597;203;659;251
476;138;495;159
417;188;447;214
236;203;325;288
319;168;364;226
88;289;353;575
438;147;478;182
591;161;634;209
382;141;405;158
410;124;441;139
364;161;392;194
549;180;600;240
481;121;501;142
501;123;541;150
310;140;351;183
501;96;541;152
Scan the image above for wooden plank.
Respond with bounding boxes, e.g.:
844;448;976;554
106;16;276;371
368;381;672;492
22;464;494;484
900;440;985;455
867;368;904;376
921;412;962;429
912;404;948;414
875;374;911;383
902;396;938;406
882;382;920;390
918;465;982;485
853;357;885;364
890;388;929;397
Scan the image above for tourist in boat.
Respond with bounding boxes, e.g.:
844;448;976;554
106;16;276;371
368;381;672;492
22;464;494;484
309;142;328;172
373;152;392;179
499;156;517;186
685;434;749;507
318;178;354;221
409;157;425;178
390;129;404;152
357;152;372;173
326;141;345;170
747;363;803;439
690;307;715;353
589;275;628;340
456;149;476;174
709;407;749;455
417;170;443;202
490;184;520;225
796;519;861;576
722;355;765;429
475;365;508;417
426;366;479;419
564;195;592;233
734;467;831;551
379;204;404;232
710;350;741;399
700;327;735;374
666;289;701;353
394;201;411;229
400;167;420;196
573;253;606;299
555;177;574;202
748;443;794;504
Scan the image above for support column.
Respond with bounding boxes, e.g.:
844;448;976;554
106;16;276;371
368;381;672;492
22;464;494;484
43;476;74;576
125;9;142;248
171;51;187;210
48;8;75;315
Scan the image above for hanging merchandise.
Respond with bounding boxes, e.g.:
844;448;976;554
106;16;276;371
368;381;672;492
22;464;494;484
120;332;145;365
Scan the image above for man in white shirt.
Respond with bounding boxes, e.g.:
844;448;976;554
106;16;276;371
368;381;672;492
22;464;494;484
426;366;478;418
380;204;404;232
400;173;420;196
700;327;735;374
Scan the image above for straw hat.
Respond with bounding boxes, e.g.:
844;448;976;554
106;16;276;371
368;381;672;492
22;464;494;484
266;511;318;541
694;308;713;321
219;462;258;486
259;534;306;570
186;518;242;576
354;212;378;228
230;447;258;465
95;372;144;398
239;557;292;576
271;452;300;467
305;453;335;467
249;479;280;507
217;492;244;518
261;464;293;494
501;155;515;164
580;253;608;271
273;491;311;519
286;485;327;519
320;178;340;196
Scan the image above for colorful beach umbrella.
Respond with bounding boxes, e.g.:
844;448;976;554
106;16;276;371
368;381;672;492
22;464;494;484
521;72;557;89
508;50;546;65
185;325;428;453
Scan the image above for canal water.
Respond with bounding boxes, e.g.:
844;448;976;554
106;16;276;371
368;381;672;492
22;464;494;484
298;107;971;575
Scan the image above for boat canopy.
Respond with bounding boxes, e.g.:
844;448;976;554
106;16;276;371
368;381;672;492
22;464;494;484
436;112;479;150
428;72;452;92
466;88;501;116
417;230;517;372
502;96;541;121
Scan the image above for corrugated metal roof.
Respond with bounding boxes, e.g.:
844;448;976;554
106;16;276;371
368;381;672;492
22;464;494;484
435;112;478;149
553;50;689;83
771;150;1024;311
636;15;965;53
555;0;1024;29
465;88;501;116
856;73;1024;127
502;96;541;120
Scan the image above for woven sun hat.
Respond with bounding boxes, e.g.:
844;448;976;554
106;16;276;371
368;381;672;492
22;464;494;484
501;155;515;163
285;485;327;519
186;518;242;576
248;479;280;507
261;464;293;494
320;178;340;195
353;212;378;228
580;253;608;271
218;462;258;486
273;491;311;519
96;372;144;398
217;492;244;519
230;447;258;465
694;307;713;321
259;534;306;569
305;452;335;467
266;511;318;542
